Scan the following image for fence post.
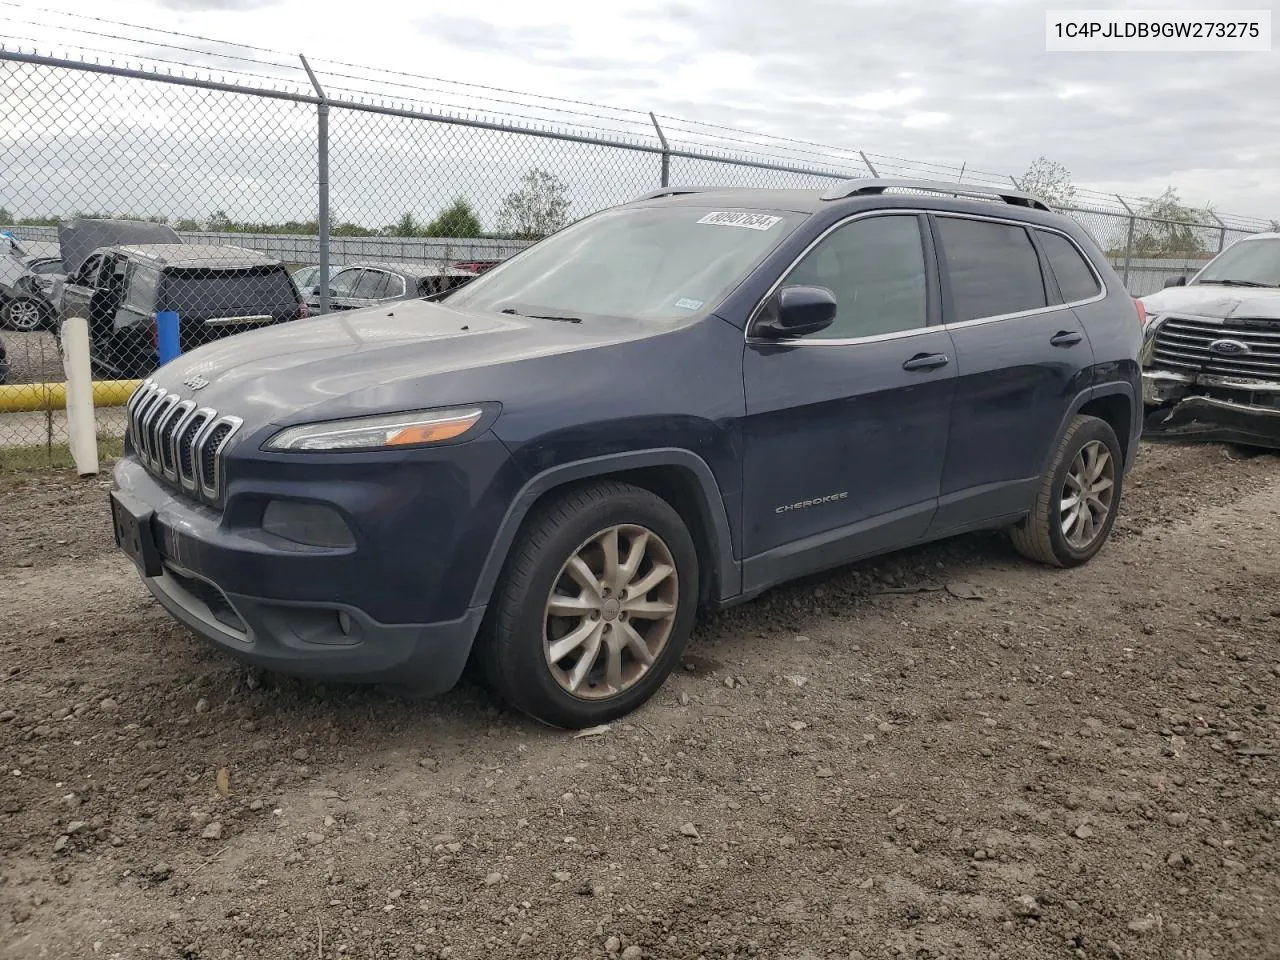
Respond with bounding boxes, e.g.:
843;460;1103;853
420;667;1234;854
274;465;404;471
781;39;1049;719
301;55;330;315
1116;195;1135;289
1207;210;1227;253
649;112;669;187
858;151;878;177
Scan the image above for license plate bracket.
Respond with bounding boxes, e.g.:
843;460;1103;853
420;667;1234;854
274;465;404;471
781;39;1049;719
109;490;162;577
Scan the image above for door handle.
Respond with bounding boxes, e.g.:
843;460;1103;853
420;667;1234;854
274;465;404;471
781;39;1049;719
902;352;950;372
1050;330;1083;347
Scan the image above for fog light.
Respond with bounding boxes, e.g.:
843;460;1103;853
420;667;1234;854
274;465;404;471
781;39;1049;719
262;500;354;548
337;610;352;636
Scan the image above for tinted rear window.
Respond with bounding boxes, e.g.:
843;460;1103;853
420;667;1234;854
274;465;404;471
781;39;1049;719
158;266;297;316
937;218;1047;323
1038;230;1101;302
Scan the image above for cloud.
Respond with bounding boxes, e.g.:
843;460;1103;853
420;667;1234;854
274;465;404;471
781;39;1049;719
152;0;280;9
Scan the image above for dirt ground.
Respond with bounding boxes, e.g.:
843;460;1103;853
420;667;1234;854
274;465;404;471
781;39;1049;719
2;441;1278;960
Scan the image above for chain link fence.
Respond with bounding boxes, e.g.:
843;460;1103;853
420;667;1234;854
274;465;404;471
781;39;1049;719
0;42;1273;459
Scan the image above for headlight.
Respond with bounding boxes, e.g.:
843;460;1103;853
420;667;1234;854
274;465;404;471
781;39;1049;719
264;405;487;452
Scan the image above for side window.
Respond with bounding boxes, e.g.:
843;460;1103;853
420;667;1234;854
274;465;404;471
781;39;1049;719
936;218;1047;322
123;265;161;313
353;269;390;299
384;273;407;298
329;268;363;297
784;215;928;339
1037;230;1102;303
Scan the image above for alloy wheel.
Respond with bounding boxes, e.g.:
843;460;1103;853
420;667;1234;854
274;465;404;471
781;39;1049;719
543;523;679;700
1060;439;1115;549
5;299;42;332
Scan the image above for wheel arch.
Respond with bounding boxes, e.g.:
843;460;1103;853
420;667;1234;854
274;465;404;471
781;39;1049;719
1041;380;1137;477
469;449;740;611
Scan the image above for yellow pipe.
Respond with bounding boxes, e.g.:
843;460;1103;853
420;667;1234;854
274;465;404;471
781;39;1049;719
0;379;141;413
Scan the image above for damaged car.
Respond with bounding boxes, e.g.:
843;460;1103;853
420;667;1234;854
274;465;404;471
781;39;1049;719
1141;231;1280;449
0;250;65;331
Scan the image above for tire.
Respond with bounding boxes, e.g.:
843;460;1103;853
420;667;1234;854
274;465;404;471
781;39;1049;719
477;481;699;728
2;297;45;332
1010;414;1123;568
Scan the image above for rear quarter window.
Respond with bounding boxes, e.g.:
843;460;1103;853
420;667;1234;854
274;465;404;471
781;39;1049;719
158;266;298;315
1038;230;1102;303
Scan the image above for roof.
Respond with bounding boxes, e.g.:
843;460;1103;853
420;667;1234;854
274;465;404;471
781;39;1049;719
341;260;478;278
110;243;282;269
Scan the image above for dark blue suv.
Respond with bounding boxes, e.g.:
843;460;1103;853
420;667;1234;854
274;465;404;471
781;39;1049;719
110;179;1143;728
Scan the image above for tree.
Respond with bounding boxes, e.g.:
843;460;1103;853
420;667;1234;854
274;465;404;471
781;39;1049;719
387;212;421;237
0;206;11;224
1015;156;1076;208
496;169;570;240
423;198;482;238
1131;187;1212;257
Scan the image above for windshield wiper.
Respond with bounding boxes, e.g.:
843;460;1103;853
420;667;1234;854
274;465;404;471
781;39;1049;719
501;307;582;323
1198;278;1276;288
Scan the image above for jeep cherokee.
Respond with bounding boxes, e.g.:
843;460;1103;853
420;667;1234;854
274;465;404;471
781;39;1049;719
109;179;1143;728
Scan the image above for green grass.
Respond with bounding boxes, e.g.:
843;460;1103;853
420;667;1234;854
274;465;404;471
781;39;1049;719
0;438;124;481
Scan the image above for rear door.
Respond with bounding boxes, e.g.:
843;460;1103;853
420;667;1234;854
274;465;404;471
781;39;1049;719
740;212;957;589
927;214;1096;536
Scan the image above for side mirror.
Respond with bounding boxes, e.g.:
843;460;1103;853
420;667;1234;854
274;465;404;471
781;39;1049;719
1164;276;1188;288
753;285;837;339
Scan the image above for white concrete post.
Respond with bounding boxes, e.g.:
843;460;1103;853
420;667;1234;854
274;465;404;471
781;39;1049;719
60;317;99;477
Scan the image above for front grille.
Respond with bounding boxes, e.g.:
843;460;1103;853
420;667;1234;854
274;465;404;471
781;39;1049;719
127;380;242;504
1152;316;1280;380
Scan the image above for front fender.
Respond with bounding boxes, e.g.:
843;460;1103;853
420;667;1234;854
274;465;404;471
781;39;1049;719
467;448;741;609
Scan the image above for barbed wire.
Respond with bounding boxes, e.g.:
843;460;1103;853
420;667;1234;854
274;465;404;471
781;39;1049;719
1;5;1274;230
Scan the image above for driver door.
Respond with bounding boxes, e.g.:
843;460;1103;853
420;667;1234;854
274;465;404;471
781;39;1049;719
740;213;957;590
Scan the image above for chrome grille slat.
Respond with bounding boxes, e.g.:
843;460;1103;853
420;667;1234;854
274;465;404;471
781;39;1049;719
126;380;240;507
1153;315;1280;380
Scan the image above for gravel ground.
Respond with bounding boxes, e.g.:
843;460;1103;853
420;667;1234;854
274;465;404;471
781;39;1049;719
1;331;63;386
1;442;1278;960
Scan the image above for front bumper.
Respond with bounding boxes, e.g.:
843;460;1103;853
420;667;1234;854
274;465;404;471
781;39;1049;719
1142;368;1280;449
111;459;487;692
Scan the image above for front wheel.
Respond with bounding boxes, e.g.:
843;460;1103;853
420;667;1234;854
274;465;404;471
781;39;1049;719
2;297;46;332
477;481;699;728
1010;414;1123;567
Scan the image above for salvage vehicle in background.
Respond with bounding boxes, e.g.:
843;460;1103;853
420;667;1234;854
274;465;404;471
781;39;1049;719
60;244;304;378
305;261;479;312
109;179;1143;728
0;251;64;331
1140;231;1280;449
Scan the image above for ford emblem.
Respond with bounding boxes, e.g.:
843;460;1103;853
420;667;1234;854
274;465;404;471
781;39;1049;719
1207;339;1250;356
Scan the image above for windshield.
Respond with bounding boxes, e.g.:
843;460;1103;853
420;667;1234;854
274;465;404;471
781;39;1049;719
1196;237;1280;287
443;206;803;320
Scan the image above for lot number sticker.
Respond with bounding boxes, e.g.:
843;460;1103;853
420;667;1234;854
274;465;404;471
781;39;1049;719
697;211;782;231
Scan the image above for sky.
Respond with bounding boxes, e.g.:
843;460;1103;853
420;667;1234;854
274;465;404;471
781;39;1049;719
1;0;1278;229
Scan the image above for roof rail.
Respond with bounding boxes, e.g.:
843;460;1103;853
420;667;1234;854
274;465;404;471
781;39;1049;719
821;178;1051;212
629;187;716;202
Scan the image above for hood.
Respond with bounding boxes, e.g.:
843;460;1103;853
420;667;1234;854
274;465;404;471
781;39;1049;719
150;297;685;428
58;218;181;274
1141;283;1280;321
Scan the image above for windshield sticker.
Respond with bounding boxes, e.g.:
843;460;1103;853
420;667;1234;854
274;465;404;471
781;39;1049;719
674;297;704;311
696;211;782;231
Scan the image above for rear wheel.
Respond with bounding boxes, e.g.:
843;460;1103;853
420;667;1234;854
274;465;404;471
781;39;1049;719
478;481;699;728
1011;415;1123;567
